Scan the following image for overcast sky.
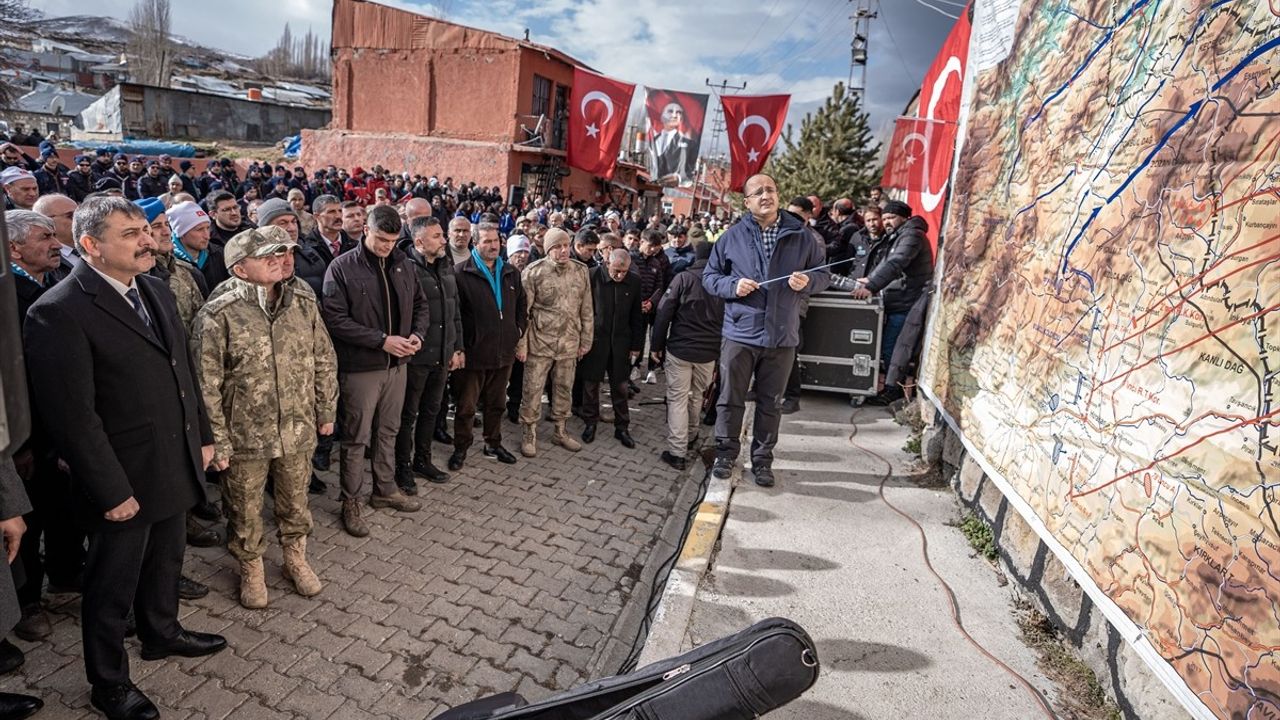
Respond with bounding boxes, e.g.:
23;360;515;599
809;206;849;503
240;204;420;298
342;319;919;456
30;0;959;149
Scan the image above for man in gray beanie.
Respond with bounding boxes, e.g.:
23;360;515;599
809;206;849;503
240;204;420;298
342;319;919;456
256;198;297;236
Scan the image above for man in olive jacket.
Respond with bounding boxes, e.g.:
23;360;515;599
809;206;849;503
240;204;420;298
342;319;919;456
516;227;593;458
193;226;338;609
395;216;464;492
321;205;429;537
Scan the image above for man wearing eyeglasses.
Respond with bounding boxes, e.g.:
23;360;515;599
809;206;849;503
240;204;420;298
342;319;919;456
702;174;830;488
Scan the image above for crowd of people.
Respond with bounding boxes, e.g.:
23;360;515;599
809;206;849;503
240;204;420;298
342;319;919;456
1;141;933;719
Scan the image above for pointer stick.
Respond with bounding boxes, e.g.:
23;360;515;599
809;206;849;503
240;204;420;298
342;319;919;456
756;259;848;286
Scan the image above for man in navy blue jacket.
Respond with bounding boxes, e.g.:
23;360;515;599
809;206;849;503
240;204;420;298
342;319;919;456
702;174;831;487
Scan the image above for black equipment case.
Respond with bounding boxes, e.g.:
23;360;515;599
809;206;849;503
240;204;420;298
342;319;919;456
798;293;881;398
433;617;819;720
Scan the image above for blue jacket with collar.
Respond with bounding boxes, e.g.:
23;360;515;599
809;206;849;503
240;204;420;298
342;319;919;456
702;210;830;348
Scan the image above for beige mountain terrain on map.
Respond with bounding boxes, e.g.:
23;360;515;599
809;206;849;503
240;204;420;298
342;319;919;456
922;1;1279;717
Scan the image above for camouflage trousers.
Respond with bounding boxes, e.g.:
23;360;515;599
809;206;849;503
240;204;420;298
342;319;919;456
222;452;313;562
519;354;576;425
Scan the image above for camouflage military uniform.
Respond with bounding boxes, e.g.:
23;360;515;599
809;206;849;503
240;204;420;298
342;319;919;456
192;276;338;562
517;257;593;426
154;251;205;330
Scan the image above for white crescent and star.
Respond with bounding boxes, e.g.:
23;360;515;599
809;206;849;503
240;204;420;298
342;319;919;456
737;114;772;166
580;91;615;143
919;54;962;212
902;131;927;167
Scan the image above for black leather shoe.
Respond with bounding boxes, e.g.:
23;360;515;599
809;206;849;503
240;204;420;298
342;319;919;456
0;691;42;719
581;422;597;444
186;526;222;548
660;451;687;471
178;575;208;600
308;473;327;495
447;451;465;471
434;427;454;445
139;630;227;661
506;406;520;424
396;479;419;496
615;429;636;449
483;445;517;464
780;398;800;414
712;457;733;480
864;387;905;406
0;640;24;675
752;466;776;487
13;603;51;642
413;458;449;483
91;682;158;720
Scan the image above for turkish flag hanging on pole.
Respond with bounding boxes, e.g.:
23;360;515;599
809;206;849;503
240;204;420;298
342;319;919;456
896;7;971;252
881;116;956;195
720;94;790;192
567;68;636;180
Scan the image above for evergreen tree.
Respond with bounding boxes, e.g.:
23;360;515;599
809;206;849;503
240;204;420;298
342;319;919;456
768;82;881;203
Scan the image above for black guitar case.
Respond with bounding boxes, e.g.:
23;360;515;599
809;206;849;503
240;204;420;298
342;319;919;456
433;617;819;720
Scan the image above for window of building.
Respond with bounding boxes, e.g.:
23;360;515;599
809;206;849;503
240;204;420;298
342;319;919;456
551;84;568;150
532;75;552;121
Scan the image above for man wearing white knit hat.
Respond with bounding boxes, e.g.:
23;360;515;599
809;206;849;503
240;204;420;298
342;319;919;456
168;200;228;295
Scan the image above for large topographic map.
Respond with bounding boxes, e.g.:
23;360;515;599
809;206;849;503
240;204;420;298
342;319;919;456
921;1;1279;717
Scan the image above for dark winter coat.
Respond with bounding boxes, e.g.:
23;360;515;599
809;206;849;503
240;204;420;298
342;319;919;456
137;173;167;199
863;215;933;315
580;264;644;383
295;227;356;297
23;263;211;531
65;169;95;202
631;249;670;310
321;246;429;373
407;247;463;368
454;255;527;370
702;210;831;349
650;258;724;364
33;166;66;196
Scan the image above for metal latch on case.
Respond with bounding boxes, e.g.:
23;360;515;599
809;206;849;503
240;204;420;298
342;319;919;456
851;355;872;376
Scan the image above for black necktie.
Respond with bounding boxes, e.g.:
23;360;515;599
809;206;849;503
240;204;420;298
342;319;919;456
125;287;153;330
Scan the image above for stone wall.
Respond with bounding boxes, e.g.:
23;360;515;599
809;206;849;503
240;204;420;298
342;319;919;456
920;403;1185;720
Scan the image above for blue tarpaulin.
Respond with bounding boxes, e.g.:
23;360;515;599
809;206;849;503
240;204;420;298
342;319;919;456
283;135;301;159
69;138;197;157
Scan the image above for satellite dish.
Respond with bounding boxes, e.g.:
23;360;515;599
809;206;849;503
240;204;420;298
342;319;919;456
50;97;65;115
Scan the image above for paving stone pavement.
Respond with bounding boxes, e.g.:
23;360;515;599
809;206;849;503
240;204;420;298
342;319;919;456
2;382;696;719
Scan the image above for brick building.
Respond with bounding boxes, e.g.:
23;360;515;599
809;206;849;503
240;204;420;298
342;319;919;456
302;0;658;210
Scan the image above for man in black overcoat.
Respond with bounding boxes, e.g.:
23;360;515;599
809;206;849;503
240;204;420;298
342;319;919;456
22;196;227;720
579;249;645;448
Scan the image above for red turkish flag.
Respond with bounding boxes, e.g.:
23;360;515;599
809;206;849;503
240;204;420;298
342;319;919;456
567;68;636;180
902;7;971;252
721;94;790;192
881;116;956;195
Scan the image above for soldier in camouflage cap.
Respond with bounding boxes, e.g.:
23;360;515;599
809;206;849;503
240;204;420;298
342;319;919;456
191;226;339;609
515;227;593;457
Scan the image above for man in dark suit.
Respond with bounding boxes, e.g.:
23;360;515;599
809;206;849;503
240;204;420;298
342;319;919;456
22;196;227;720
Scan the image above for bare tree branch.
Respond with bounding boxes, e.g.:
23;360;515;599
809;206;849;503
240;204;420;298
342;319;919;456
127;0;173;87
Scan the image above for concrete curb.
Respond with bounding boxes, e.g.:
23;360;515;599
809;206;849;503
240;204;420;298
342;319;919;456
635;409;754;666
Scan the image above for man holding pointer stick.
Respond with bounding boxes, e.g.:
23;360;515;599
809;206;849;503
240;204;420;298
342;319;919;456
702;174;831;487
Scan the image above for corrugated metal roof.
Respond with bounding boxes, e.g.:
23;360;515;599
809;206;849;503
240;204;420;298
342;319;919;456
16;82;100;116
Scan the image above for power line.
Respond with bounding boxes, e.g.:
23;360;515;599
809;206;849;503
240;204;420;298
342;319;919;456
725;0;787;69
876;0;919;85
763;0;854;89
912;0;960;19
928;0;968;7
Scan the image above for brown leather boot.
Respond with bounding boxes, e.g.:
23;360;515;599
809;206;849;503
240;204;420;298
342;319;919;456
281;538;322;597
553;422;581;452
521;424;538;457
238;558;268;609
341;498;369;537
